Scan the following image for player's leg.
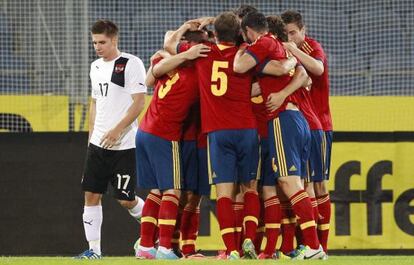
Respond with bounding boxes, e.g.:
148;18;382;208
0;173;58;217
238;129;260;259
75;144;108;259
314;130;333;253
209;130;239;259
271;111;324;259
135;130;161;259
256;137;282;259
233;187;244;254
110;147;145;222
154;138;182;259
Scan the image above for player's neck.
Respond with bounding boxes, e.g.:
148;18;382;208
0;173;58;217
252;31;267;42
103;49;121;62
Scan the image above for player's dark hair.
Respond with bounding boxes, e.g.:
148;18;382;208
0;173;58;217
241;11;268;34
183;30;207;43
235;5;258;19
214;12;241;43
266;15;288;42
281;10;304;29
91;19;119;37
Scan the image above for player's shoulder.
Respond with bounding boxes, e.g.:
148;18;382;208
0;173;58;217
121;52;144;65
90;57;103;67
304;36;323;51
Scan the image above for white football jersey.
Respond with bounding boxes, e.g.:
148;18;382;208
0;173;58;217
89;52;147;150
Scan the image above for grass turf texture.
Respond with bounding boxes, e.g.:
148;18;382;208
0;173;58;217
1;256;414;265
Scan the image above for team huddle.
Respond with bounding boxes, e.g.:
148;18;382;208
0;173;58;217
76;4;333;261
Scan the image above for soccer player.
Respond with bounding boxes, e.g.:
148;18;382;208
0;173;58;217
165;12;261;260
281;10;333;253
234;11;325;259
75;19;147;259
135;38;209;259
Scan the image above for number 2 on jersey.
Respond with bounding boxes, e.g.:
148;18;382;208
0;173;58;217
158;72;179;99
211;61;228;96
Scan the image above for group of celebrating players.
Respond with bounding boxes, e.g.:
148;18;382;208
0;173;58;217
76;4;332;261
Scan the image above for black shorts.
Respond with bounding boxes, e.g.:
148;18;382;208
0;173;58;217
82;144;136;201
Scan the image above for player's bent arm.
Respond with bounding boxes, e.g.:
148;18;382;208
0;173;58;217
146;50;172;87
280;65;309;98
88;99;96;143
114;93;146;132
164;23;193;55
251;82;261;97
283;42;324;76
153;44;210;77
234;48;257;73
262;57;297;76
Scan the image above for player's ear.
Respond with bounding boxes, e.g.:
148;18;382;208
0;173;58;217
112;35;119;46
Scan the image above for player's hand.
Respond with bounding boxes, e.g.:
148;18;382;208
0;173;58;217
100;127;122;149
187;17;215;30
185;44;211;59
305;77;312;91
283;41;298;51
266;91;287;112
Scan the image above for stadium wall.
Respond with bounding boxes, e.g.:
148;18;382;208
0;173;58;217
0;96;414;255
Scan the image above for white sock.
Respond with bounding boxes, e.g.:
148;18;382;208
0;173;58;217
128;196;145;221
158;246;172;254
83;205;103;255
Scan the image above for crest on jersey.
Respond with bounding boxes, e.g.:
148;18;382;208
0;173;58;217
114;64;125;73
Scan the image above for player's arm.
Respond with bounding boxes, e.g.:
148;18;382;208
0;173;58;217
266;65;308;112
251;82;261;97
100;93;145;149
152;44;210;77
146;50;172;87
88;99;96;144
261;57;297;76
283;42;324;76
164;22;198;55
187;16;215;30
233;45;258;73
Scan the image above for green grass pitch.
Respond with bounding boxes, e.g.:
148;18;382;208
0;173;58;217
1;256;414;265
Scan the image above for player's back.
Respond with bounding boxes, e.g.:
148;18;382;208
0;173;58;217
195;43;256;133
140;63;198;141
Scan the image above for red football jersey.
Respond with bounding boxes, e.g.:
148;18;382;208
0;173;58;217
289;88;322;130
246;34;293;120
182;103;200;141
251;95;268;138
139;58;199;141
190;42;257;133
301;36;332;131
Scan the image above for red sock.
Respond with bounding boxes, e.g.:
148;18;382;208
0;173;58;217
290;190;319;249
243;191;260;241
254;199;265;253
217;197;237;253
233;202;244;251
317;194;331;252
140;192;162;248
263;196;281;256
180;205;200;255
171;208;182;251
280;201;296;254
158;194;180;249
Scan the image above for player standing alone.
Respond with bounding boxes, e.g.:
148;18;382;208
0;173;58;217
75;19;147;259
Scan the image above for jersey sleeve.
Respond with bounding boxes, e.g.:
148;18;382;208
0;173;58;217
90;63;98;99
310;42;326;63
177;41;191;54
246;37;273;65
125;57;147;94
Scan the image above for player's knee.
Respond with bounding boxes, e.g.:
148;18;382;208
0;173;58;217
118;199;136;209
84;192;102;206
314;181;328;196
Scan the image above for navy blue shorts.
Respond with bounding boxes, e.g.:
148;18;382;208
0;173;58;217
197;148;211;196
268;110;311;178
305;129;324;182
258;137;276;186
323;130;333;180
135;130;182;191
208;129;259;185
181;140;198;192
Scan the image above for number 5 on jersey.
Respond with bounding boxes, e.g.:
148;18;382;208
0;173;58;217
211;61;228;96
